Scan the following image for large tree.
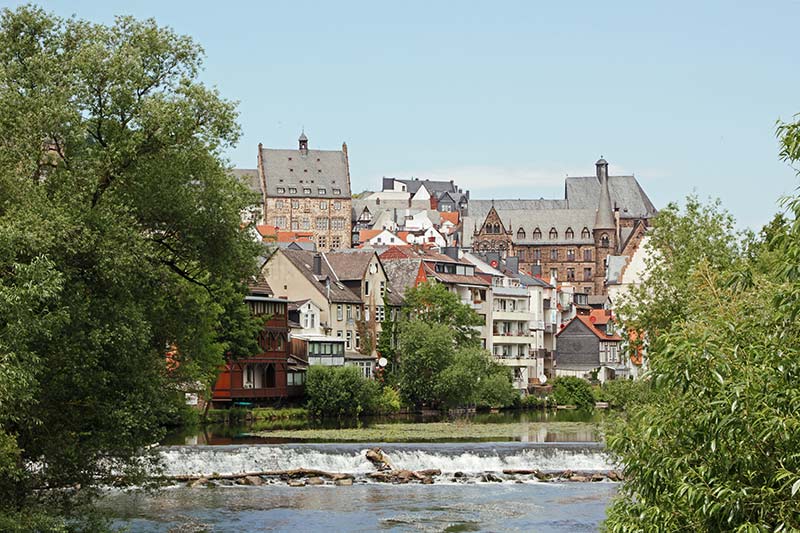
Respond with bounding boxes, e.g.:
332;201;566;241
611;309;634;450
604;183;800;526
0;6;260;525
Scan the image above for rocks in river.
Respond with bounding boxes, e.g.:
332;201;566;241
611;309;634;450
416;469;441;477
239;475;263;486
453;471;466;478
481;473;503;483
288;480;306;487
306;477;324;486
187;477;210;488
334;478;353;486
607;470;624;481
365;447;394;471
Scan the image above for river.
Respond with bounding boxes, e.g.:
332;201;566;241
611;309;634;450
102;411;618;532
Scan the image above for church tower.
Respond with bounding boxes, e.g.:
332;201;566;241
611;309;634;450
593;157;617;294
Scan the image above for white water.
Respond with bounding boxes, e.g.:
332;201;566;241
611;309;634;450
159;443;613;477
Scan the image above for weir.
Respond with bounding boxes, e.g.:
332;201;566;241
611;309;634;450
158;442;613;478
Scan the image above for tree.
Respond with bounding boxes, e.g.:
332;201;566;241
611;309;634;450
397;321;455;408
401;280;483;346
604;188;800;530
0;6;260;524
305;366;381;418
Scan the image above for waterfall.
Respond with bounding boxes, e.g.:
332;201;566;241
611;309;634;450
159;443;613;477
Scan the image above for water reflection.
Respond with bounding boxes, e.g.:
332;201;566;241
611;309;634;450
163;409;604;446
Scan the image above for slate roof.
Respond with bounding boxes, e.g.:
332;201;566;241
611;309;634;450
398;178;458;196
463;207;596;248
382;259;423;300
260;142;350;199
247;274;273;296
231;168;261;196
566;176;657;219
279;249;362;303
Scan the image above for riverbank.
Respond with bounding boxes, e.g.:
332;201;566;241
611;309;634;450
251;420;601;442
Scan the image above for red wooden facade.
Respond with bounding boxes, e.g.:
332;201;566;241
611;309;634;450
211;296;307;407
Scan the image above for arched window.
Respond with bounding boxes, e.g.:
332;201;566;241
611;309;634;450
494;224;501;234
532;228;542;240
517;228;526;239
581;227;591;239
264;363;276;388
600;233;610;247
549;227;558;240
565;227;574;240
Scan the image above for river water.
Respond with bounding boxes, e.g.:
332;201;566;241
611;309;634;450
103;412;618;531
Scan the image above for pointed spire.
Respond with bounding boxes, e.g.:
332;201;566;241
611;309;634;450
594;157;615;230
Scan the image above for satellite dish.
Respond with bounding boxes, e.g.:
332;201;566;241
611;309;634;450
539;374;548;384
490;260;499;268
378;357;388;367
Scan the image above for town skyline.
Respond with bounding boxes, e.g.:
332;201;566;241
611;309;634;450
15;0;800;230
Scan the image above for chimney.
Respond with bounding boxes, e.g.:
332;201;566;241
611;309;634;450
442;246;459;261
312;253;322;276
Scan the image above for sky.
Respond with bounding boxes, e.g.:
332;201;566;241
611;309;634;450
6;1;800;229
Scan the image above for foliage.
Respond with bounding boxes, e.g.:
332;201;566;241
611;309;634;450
551;377;595;409
401;281;483;346
396;320;456;408
592;379;652;410
517;394;553;409
373;387;402;414
0;6;260;523
304;366;382;418
604;187;800;530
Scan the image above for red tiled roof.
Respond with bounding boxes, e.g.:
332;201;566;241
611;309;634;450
358;229;383;242
557;315;622;341
589;309;612;325
439;212;459;225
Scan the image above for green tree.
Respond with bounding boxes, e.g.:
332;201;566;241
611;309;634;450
401;280;483;346
0;6;260;524
550;376;595;409
397;320;455;408
604;187;800;530
305;366;382;418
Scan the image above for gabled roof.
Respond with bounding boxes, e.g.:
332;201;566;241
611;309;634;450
248;274;273;296
324;250;377;281
397;178;458;196
566;175;657;219
439;211;460;225
232;168;261;196
382;259;423;300
260;142;350;199
279;249;362;303
557;315;622;341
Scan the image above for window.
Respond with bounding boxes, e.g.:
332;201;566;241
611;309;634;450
380;280;386;297
567;249;575;261
336;330;343;339
316;217;329;230
565;227;574;240
550;249;558;260
355;331;361;349
345;331;352;349
318;235;327;249
264;364;276;388
584;249;592;261
584;286;592;294
337;305;343;321
333;201;341;210
600;233;610;247
377;306;385;321
549;227;558;240
533;228;542;240
584;267;592;281
333;188;341;195
550;267;558;279
531;249;541;261
274;216;287;228
566;268;575;281
291;220;299;230
346;305;352;320
331;236;341;249
301;218;310;230
244;365;254;388
517;228;526;239
320;201;328;210
356;306;361;320
277;187;285;194
332;218;345;230
365;280;370;296
303;187;312;194
318;188;326;195
582;227;591;239
289;187;297;194
292;199;300;209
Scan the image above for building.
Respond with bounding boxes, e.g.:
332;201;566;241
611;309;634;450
463;158;656;295
555;313;625;383
263;248;399;377
258;132;352;252
210;276;307;407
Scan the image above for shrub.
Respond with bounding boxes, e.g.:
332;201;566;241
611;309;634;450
374;387;402;414
594;379;651;410
305;366;381;418
551;376;595;409
519;394;553;409
475;370;519;409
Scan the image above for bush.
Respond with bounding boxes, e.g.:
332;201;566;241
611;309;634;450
593;379;651;410
475;370;519;409
551;376;595;409
519;394;553;409
305;366;381;418
374;387;402;414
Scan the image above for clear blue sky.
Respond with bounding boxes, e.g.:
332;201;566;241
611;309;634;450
10;1;800;228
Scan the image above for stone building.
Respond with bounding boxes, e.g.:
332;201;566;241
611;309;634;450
258;132;352;252
463;158;656;295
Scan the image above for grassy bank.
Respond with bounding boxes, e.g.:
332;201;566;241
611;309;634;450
252;420;601;442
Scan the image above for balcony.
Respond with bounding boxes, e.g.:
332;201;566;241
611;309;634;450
493;310;536;322
492;334;536;345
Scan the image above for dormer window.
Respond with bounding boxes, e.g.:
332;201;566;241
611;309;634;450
318;188;326;195
549;228;558;240
532;228;542;240
565;227;574;240
277;187;285;194
289;187;297;194
582;227;591;239
517;228;526;239
333;188;341;195
303;187;312;194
